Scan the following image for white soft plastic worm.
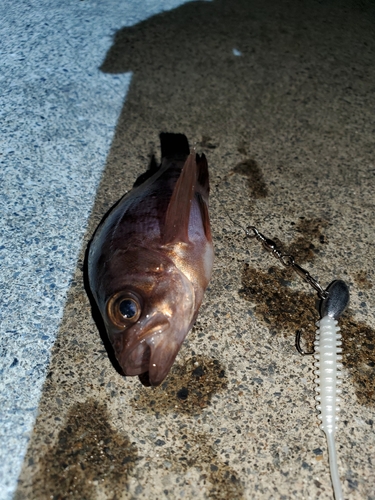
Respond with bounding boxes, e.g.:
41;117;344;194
310;279;349;500
314;315;343;500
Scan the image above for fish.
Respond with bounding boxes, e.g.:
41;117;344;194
88;133;214;386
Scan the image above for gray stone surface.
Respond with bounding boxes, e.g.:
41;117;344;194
4;0;375;499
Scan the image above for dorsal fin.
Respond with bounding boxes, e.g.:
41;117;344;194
162;152;196;245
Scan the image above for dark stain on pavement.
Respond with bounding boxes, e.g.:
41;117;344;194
240;263;316;337
341;317;375;407
133;355;227;415
239;218;375;407
287;217;328;262
239;217;329;339
30;400;137;500
167;429;244;500
353;270;373;290
232;158;268;198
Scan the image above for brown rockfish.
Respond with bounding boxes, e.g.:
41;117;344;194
88;133;214;386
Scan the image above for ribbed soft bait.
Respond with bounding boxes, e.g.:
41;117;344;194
313;280;349;500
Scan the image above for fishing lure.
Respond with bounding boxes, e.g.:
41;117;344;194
244;226;350;500
310;280;349;500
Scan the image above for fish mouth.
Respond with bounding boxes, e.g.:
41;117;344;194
113;312;180;386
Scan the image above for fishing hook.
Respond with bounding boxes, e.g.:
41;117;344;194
295;330;314;356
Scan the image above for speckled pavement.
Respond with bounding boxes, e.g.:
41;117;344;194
3;0;375;499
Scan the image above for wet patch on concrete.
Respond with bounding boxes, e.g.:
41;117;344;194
353;270;373;290
232;159;268;199
166;429;244;500
240;263;316;341
286;217;328;262
26;400;137;500
239;217;375;407
238;217;329;340
341;317;375;407
132;355;227;415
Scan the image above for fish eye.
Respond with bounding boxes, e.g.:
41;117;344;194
119;299;138;319
107;292;141;328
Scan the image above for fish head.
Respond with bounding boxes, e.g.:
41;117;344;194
98;247;195;386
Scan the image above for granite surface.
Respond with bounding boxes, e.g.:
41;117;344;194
2;0;375;499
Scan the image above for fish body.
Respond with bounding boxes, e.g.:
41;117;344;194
88;134;214;386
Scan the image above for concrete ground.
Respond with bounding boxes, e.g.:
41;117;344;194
2;0;375;499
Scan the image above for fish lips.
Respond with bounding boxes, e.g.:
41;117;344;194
110;312;182;387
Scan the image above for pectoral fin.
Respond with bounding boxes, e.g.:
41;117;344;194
162;152;196;244
163;151;212;245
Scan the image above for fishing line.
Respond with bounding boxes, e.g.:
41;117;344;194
214;177;349;500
